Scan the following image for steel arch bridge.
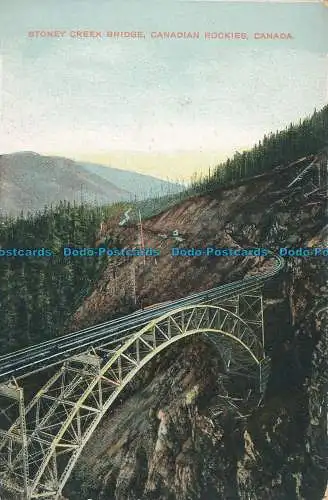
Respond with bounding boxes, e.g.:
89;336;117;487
0;255;284;499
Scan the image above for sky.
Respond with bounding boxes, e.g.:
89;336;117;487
0;1;327;180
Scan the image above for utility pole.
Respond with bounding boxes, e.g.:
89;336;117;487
138;209;146;266
131;264;137;305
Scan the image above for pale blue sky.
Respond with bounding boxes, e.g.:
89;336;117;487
0;1;327;178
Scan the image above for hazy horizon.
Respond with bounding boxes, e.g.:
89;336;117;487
2;148;231;182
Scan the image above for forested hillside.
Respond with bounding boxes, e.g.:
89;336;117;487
0;202;125;354
133;106;328;218
0;106;326;356
189;105;328;192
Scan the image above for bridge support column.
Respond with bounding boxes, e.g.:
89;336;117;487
260;294;265;353
259;357;271;395
0;378;29;499
237;289;265;348
213;290;269;398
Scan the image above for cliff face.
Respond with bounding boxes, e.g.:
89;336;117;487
65;155;327;500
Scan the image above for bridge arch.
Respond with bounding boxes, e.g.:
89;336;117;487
0;305;264;499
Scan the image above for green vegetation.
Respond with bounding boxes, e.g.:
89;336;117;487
121;105;328;223
0;201;126;354
195;105;328;193
0;106;327;354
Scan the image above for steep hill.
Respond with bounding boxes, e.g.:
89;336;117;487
64;153;327;499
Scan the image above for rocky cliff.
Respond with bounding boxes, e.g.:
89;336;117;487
65;154;327;500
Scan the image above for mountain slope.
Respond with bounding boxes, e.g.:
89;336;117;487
0;152;130;215
0;152;181;216
80;162;182;199
64;153;327;500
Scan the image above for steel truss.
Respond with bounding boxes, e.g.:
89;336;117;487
0;290;266;499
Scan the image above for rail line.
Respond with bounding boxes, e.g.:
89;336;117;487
0;252;284;381
0;251;285;499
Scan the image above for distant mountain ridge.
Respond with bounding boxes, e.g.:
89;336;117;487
78;161;181;199
0;152;182;216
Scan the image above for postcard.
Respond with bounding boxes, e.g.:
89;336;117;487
0;1;327;499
